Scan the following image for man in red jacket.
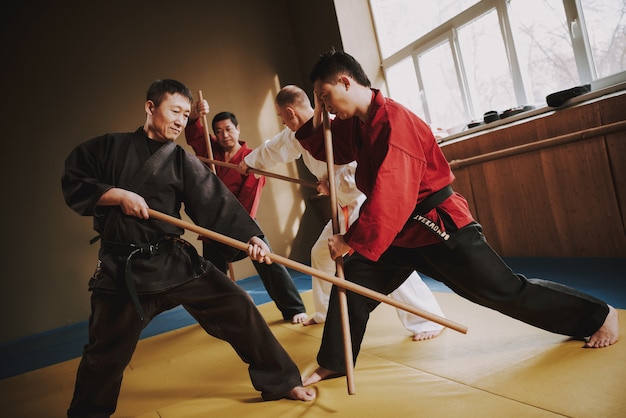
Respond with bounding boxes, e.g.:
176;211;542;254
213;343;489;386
295;50;619;385
185;105;308;324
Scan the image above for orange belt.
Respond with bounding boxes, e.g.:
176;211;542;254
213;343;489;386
341;205;350;231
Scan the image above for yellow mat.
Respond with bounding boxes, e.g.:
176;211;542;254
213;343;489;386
2;291;625;417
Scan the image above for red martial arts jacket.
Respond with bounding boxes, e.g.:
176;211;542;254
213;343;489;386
296;89;474;262
185;119;266;219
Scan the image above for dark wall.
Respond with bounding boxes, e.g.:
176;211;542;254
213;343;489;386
0;0;342;343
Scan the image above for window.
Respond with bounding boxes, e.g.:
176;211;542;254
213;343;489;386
385;56;425;118
418;40;467;130
370;0;626;132
580;0;626;79
508;0;581;104
458;8;517;117
370;0;480;58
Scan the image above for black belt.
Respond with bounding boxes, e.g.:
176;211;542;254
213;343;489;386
102;237;203;321
102;237;175;258
411;185;453;217
410;185;454;244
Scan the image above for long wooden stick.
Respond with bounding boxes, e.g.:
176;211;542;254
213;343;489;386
323;110;356;394
197;156;318;189
197;90;216;174
146;212;468;334
197;90;236;281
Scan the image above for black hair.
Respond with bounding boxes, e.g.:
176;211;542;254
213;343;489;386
310;49;371;87
212;111;239;131
146;79;193;107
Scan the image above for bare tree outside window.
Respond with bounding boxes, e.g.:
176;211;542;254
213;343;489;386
371;0;626;132
370;0;480;58
458;8;517;117
419;42;467;131
385;56;426;118
509;0;578;104
581;0;626;79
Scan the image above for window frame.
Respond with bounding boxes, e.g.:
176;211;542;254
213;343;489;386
370;0;626;135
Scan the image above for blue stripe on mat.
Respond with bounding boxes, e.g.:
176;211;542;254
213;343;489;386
0;269;312;380
1;258;624;380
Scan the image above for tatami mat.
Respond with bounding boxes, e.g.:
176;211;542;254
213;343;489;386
2;291;624;417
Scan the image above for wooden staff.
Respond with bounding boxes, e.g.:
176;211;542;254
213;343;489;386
147;208;468;334
323;109;356;395
197;156;318;189
197;90;216;173
197;90;235;282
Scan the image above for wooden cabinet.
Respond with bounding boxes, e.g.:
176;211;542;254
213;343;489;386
440;91;626;257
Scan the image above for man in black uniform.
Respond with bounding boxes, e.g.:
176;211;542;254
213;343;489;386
62;79;315;417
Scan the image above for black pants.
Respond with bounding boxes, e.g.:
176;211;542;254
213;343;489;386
317;223;609;373
67;263;302;418
203;237;306;320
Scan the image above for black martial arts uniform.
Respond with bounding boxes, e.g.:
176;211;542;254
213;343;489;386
296;90;609;374
62;128;302;417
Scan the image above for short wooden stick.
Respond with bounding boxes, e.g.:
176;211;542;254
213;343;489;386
197;90;215;174
197;156;318;189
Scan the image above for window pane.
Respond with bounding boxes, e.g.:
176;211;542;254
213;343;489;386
458;9;517;117
509;0;578;104
385;57;425;119
418;41;467;130
370;0;480;58
580;0;626;79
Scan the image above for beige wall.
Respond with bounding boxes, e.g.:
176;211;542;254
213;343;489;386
0;0;343;343
333;0;386;92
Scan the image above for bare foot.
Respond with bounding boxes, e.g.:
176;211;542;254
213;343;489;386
302;367;344;386
292;313;309;324
302;317;319;327
585;305;619;348
412;329;442;341
286;385;316;401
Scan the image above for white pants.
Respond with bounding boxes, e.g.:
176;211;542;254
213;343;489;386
309;210;445;334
